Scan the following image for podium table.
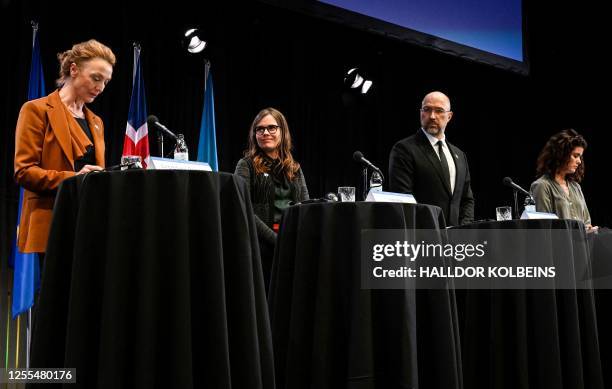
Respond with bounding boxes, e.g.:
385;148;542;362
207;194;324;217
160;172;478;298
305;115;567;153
269;202;462;389
591;228;612;388
453;220;604;389
30;170;274;389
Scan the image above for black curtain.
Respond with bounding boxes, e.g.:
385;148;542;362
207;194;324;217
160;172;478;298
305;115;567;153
1;0;611;263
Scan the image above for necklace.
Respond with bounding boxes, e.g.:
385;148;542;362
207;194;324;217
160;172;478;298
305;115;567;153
555;177;570;197
554;174;567;187
68;106;85;119
63;100;84;119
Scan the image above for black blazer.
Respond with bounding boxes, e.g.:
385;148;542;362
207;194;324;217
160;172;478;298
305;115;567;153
388;130;474;226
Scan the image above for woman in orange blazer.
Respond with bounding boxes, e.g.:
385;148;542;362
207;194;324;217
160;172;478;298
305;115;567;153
14;39;115;253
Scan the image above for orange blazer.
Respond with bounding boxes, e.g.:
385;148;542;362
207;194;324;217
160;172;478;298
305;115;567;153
14;90;105;253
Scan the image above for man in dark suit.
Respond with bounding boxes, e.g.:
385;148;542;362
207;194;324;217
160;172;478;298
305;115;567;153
389;91;474;226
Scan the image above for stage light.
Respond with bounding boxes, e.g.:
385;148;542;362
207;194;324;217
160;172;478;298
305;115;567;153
361;80;373;94
184;28;206;54
344;68;373;94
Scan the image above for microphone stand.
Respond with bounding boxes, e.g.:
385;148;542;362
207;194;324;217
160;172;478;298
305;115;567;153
362;167;368;201
157;131;164;157
513;189;519;219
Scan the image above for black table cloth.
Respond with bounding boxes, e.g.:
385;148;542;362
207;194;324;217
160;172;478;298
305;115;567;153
592;228;612;388
29;170;275;389
591;228;612;284
453;219;604;389
269;202;462;389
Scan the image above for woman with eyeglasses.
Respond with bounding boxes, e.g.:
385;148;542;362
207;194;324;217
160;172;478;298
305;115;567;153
235;107;309;287
530;129;597;232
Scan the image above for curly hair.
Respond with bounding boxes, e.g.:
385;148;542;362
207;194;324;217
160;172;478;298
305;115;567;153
536;129;587;182
56;39;116;87
244;107;300;181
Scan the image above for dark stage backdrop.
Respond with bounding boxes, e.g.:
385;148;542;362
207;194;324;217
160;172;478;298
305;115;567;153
1;0;610;264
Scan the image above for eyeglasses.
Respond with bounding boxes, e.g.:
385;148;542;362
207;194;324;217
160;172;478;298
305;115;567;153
255;125;280;135
420;106;451;115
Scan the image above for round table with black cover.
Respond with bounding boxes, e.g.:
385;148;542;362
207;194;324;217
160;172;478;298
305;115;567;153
591;228;612;388
453;219;604;389
268;202;463;389
29;170;274;389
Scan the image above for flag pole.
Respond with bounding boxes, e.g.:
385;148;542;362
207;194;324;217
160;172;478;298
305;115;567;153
132;42;141;84
25;20;38;370
26;307;31;369
24;20;39;371
31;21;38;47
204;59;210;93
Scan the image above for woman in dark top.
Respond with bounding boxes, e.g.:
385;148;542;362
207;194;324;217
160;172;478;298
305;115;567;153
235;108;309;287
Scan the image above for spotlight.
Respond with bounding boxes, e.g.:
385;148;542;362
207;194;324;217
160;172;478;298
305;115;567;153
344;68;373;94
184;28;207;54
361;80;373;94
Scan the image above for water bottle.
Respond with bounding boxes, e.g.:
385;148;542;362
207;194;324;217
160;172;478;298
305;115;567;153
174;134;189;161
369;171;383;193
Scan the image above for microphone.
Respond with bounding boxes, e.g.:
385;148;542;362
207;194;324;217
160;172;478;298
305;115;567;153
104;161;141;171
147;115;178;140
353;151;384;177
288;193;339;206
502;177;532;198
325;192;339;202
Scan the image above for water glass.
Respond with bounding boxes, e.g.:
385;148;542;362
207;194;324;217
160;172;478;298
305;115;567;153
338;186;356;202
496;206;512;221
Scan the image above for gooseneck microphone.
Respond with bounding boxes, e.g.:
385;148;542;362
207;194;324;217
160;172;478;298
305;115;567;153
353;151;384;178
502;177;531;197
354;151;385;201
147;115;178;140
503;177;535;219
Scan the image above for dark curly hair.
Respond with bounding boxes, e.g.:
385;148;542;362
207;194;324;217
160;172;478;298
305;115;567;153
536;129;587;183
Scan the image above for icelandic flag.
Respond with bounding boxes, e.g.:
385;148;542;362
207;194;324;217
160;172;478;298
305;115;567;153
11;23;45;318
197;61;218;171
122;44;150;168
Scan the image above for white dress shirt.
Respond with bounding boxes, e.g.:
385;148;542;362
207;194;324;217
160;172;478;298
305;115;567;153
421;128;456;193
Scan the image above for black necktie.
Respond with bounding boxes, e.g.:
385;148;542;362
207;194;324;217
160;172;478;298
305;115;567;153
437;140;451;190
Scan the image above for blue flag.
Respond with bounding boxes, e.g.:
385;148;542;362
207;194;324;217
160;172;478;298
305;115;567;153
197;62;218;171
11;23;45;318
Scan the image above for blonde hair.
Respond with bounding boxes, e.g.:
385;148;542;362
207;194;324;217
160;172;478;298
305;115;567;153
56;39;116;87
